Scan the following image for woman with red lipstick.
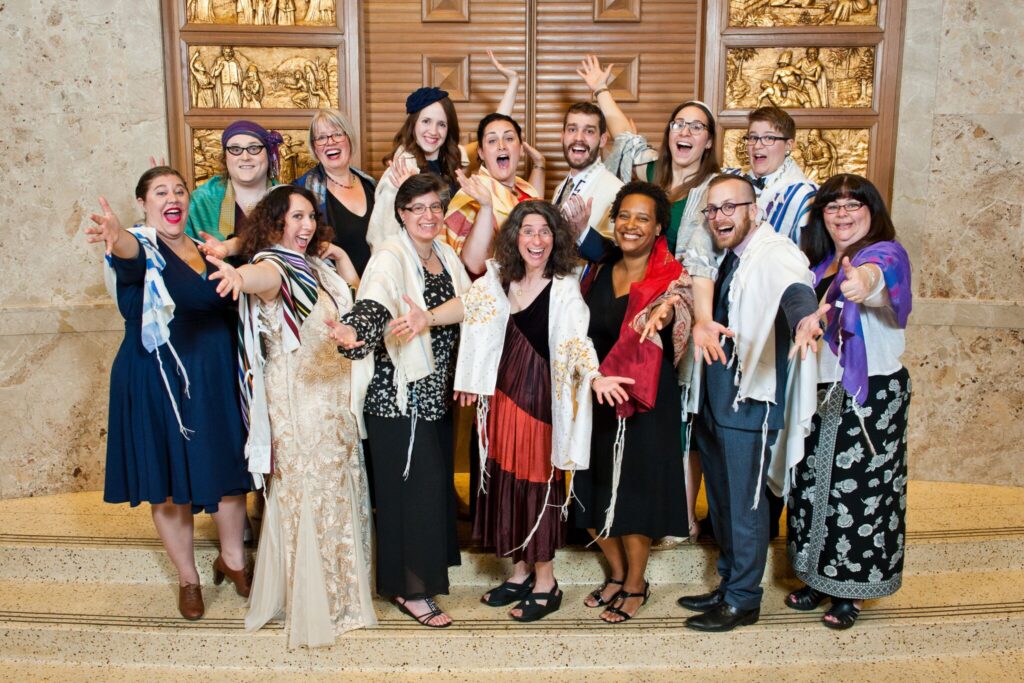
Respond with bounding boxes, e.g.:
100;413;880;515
86;167;251;621
205;185;371;647
295;108;378;277
368;50;521;251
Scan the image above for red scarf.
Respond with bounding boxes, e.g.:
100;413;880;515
598;236;682;418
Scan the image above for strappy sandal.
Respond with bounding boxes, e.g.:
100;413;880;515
510;582;563;623
481;573;535;607
584;577;624;608
393;596;452;628
822;598;861;630
600;581;650;624
786;585;829;611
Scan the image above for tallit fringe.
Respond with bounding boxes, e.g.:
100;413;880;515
560;466;578;520
594;416;627;540
475;396;491;494
504;466;555;557
154;344;193;438
750;405;770;510
403;403;417;481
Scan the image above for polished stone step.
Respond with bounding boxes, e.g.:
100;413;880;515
1;571;1022;674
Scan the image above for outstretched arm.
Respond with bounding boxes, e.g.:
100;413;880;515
207;255;282;303
85;197;139;260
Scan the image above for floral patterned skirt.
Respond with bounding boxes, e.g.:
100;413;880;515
787;367;911;600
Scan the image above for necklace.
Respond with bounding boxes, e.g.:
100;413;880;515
326;171;354;189
512;277;543;299
416;247;433;266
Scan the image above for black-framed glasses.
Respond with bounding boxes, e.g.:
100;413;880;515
743;134;789;147
823;200;865;215
401;202;445;216
701;201;753;218
313;132;348;146
668;119;708;134
225;144;266;156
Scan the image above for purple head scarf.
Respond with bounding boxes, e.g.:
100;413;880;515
222;120;284;180
812;240;912;405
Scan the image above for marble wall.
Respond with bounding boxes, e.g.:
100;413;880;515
0;0;1020;499
0;1;167;498
891;0;1024;486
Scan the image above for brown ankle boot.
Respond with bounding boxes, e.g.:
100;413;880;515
178;583;204;620
213;555;251;597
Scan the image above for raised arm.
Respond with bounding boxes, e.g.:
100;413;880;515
577;55;631;138
451;170;496;275
523;141;546;193
489;49;520;116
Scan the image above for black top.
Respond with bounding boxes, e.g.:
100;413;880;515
815;273;835;300
510;281;552;362
325;174;375;276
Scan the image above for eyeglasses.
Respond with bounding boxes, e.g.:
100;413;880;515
401;202;445;216
743;134;789;147
668;119;708;134
823;200;865;215
225;144;266;156
312;131;348;146
520;229;552;239
701;201;754;218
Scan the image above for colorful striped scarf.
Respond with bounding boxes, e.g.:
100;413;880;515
237;246;320;487
443;166;539;256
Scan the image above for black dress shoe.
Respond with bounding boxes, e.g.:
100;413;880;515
676;588;724;612
685;603;759;632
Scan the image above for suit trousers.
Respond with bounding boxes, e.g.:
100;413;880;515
694;410;778;610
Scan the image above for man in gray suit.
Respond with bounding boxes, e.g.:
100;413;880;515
679;174;827;632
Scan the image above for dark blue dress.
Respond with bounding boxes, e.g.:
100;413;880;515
104;235;250;513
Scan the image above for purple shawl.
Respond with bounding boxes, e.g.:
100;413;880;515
812;240;912;405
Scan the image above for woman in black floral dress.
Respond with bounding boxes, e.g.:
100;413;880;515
329;174;472;628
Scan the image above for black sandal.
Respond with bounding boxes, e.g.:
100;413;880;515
585;577;624;608
510;582;563;623
786;585;829;611
393;596;452;628
481;572;535;607
822;598;861;630
600;581;650;624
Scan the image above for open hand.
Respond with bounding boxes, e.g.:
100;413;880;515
592;375;635;406
325;318;365;349
206;254;243;300
197;231;228;260
640;296;678;343
692;319;735;365
85;197;123;256
789;302;831;360
388;295;429;342
455;169;493;208
487;48;519;82
576;55;613;93
560;195;593;237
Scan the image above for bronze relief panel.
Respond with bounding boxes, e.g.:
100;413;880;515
728;0;879;28
725;46;874;110
185;0;337;26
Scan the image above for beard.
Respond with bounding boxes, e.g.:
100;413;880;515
563;142;600;170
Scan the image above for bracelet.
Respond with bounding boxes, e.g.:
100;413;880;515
593;87;610;98
534;164;545;170
427;309;437;326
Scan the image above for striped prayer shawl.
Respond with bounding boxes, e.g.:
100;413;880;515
750;157;817;244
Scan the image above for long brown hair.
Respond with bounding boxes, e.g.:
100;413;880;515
384;97;462;184
238;185;333;258
494;200;579;288
651;101;720;203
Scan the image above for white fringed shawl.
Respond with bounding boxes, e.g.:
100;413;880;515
454;260;600;472
726;224;818;506
350;229;472;438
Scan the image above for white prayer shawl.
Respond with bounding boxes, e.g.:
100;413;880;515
726;224;818;504
350;229;472;438
239;255;353;488
365;144;469;251
454;260;600;471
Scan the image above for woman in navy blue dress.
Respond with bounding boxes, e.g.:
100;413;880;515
85;167;251;620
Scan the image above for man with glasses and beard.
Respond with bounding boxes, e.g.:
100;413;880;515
679;174;826;632
552;103;624;246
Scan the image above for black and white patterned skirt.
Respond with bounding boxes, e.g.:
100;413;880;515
787;367;911;600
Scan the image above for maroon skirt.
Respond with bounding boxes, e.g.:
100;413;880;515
473;319;565;564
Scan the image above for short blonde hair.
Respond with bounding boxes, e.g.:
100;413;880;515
307;108;356;159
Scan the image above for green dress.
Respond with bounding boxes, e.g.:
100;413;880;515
645;163;688;255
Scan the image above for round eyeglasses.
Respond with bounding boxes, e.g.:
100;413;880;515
701;201;754;219
668;119;708;134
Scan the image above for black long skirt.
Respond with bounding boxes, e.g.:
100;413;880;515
365;412;461;599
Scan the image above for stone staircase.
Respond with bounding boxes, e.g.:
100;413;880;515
1;481;1022;681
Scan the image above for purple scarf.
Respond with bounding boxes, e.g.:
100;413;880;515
812;240;912;405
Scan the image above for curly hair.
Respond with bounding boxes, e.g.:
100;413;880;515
494;200;580;288
238;185;333;258
610;181;672;236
